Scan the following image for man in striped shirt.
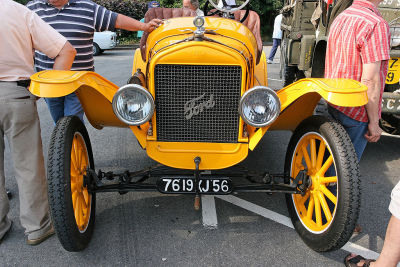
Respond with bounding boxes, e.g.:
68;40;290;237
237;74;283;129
27;0;162;124
325;0;390;161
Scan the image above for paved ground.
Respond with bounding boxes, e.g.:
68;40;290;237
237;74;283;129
1;47;399;267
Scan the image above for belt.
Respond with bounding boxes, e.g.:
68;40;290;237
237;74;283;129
0;79;31;88
16;79;31;88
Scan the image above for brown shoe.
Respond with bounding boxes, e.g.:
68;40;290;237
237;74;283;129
26;227;55;246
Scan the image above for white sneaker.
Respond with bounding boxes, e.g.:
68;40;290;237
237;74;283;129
26;225;55;246
267;60;273;64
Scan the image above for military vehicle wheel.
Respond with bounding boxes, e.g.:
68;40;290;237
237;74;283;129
285;116;361;252
380;83;400;135
47;116;96;251
385;82;400;93
283;64;305;87
380;114;400;135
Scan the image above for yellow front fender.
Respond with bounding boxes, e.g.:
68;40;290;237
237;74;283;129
30;70;150;147
30;70;117;98
30;70;125;128
248;78;368;150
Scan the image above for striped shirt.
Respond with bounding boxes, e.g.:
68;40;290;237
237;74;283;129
27;0;118;71
325;0;390;122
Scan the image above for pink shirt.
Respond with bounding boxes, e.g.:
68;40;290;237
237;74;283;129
325;0;390;122
0;0;67;82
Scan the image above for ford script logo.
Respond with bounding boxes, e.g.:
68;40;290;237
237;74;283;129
184;93;215;120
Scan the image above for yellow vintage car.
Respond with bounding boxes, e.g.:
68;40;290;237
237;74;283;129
30;0;367;252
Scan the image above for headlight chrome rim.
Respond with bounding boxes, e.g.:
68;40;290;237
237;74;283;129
239;86;281;128
112;84;155;126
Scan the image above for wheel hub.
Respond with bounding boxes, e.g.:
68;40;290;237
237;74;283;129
291;132;339;233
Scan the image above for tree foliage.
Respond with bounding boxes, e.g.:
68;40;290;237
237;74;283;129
14;0;282;39
14;0;29;4
250;0;283;37
92;0;147;20
159;0;283;38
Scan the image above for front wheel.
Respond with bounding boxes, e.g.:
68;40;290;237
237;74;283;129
47;116;95;251
285;116;361;252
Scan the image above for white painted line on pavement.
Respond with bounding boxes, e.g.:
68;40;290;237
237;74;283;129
213;195;382;260
267;78;282;82
216;195;293;228
201;195;218;229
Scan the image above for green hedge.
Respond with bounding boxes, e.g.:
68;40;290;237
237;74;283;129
14;0;147;20
14;0;282;40
14;0;28;4
92;0;147;21
92;0;147;38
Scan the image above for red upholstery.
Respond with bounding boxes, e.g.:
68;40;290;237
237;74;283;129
140;8;197;61
233;10;263;64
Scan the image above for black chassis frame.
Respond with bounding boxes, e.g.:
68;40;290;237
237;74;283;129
84;157;309;196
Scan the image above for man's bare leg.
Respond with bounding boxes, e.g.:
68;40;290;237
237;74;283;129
371;216;400;267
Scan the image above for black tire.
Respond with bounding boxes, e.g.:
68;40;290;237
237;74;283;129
93;43;100;56
380;114;400;135
285;116;361;252
385;82;400;93
283;64;305;87
47;116;96;251
314;99;329;116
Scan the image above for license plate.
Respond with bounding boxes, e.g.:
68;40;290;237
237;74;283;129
157;176;233;194
386;58;400;85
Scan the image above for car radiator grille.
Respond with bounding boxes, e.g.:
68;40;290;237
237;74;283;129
155;64;242;143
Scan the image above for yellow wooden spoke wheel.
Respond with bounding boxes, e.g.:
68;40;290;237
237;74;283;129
47;116;95;252
291;132;337;233
70;133;91;232
285;116;361;252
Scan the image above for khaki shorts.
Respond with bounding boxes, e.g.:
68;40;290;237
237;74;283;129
389;180;400;220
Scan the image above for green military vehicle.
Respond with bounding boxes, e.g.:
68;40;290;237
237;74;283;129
280;0;400;134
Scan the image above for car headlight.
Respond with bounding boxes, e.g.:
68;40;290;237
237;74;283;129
239;86;281;127
112;84;155;125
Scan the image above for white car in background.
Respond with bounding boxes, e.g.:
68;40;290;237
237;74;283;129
93;31;118;56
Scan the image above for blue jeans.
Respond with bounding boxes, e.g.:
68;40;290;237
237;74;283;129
328;105;368;161
268;38;281;61
45;93;84;124
326;106;368;206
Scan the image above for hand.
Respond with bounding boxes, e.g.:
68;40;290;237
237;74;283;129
144;19;163;33
364;121;382;142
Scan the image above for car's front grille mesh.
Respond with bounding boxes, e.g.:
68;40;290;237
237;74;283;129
155;64;242;143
